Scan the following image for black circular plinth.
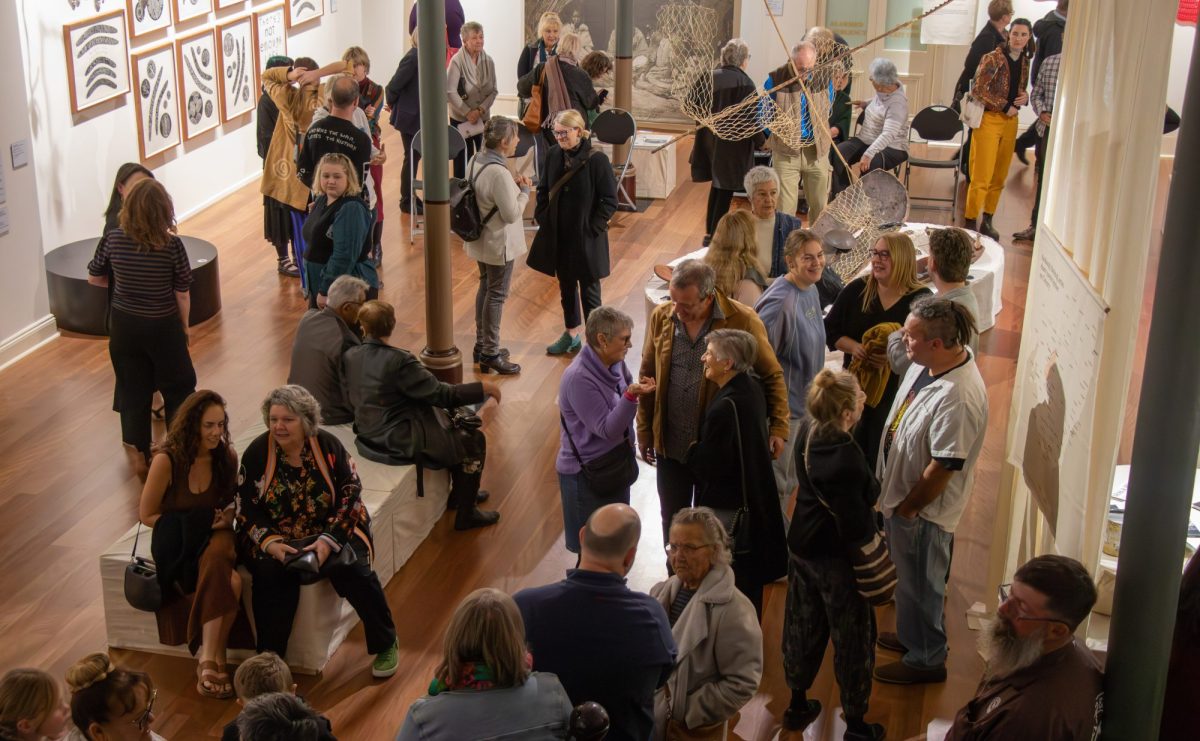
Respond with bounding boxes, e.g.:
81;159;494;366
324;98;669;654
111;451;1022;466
46;236;222;337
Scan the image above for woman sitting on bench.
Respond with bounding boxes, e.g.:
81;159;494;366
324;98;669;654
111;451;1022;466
343;300;502;531
236;385;399;679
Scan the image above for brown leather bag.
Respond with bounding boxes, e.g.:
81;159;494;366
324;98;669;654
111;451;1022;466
522;67;546;133
664;685;727;740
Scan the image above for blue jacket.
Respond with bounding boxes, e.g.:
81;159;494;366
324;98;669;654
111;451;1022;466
386;48;420;135
395;672;572;741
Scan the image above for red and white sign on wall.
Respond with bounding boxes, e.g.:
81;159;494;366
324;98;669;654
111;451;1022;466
1180;0;1199;26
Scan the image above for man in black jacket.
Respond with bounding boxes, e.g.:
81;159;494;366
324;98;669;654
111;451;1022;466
297;76;373;194
1014;0;1068;164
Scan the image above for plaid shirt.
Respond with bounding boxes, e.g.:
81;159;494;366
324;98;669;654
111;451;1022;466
1031;53;1061;136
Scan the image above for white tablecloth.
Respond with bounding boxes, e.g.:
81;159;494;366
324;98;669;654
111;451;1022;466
597;131;678;199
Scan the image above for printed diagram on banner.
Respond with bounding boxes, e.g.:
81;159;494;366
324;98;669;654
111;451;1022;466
176;29;220;139
921;0;978;45
1007;235;1108;556
254;3;288;71
286;0;323;29
173;0;212;23
133;42;181;159
64;10;131;114
127;0;173;38
216;16;255;121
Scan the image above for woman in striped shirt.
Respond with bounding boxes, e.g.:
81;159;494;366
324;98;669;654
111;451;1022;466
88;179;196;464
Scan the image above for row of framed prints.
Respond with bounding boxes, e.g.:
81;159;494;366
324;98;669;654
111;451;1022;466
64;4;295;159
126;1;322;40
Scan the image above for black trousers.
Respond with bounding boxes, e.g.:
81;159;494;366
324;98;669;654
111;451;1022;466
449;121;483;180
1014;122;1039;153
108;308;196;456
705;186;736;237
830;139;909;199
248;538;396;657
400;130;422;208
655;457;700;546
1030;131;1048;225
559;277;602;331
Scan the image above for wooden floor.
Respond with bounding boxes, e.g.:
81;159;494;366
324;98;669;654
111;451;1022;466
0;131;1081;739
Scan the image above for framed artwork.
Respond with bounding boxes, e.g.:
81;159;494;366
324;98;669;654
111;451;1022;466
216;0;246;8
132;41;181;158
286;0;323;29
126;0;173;39
254;3;287;72
173;0;213;24
63;9;132;114
175;28;220;140
522;0;739;126
216;15;256;121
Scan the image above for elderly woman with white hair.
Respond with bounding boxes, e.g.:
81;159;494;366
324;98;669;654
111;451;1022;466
237;385;399;679
650;507;763;739
692;38;765;244
830;57;910;198
685;329;789;617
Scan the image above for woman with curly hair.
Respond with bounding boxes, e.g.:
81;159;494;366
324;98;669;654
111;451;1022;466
703;210;769;305
138;390;241;699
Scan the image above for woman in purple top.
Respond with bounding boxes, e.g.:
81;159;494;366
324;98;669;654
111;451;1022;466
557;307;656;553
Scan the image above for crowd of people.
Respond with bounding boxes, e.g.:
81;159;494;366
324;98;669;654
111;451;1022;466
13;2;1198;739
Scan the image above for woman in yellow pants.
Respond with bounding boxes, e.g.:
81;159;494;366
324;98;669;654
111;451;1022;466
965;18;1033;240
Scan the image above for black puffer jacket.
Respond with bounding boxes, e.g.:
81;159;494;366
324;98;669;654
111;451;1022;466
789;419;880;560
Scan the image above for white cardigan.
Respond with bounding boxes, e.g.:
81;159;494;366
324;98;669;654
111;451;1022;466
463;153;530;266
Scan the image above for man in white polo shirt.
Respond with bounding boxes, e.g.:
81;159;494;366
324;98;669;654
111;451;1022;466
873;296;989;684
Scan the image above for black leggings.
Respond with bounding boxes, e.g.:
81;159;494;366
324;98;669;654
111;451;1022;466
108;308;196;456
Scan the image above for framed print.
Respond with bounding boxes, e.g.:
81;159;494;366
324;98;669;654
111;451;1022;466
216;0;246;8
254;3;287;72
127;0;173;39
173;0;213;24
132;41;181;158
175;29;220;139
64;10;131;114
286;0;323;29
216;15;256;121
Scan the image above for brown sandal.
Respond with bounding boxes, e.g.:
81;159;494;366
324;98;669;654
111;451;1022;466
216;664;234;699
196;660;232;699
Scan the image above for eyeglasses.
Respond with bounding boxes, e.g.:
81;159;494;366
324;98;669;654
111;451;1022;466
997;584;1072;628
131;688;157;732
868;249;892;260
665;542;710;555
552;128;577;139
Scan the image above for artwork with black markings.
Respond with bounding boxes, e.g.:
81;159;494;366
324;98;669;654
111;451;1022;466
174;0;213;24
255;5;287;71
65;10;131;114
128;0;172;37
134;44;181;158
286;0;323;29
176;30;220;139
216;18;255;121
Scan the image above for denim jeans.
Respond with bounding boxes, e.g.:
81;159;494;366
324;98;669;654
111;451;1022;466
770;417;803;522
559;471;630;553
885;514;953;669
475;260;514;356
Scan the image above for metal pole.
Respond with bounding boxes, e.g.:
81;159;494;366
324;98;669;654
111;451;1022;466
1102;26;1200;740
613;0;634;166
415;0;461;382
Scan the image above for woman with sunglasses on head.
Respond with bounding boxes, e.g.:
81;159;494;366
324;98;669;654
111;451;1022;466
823;232;929;466
66;654;162;741
526;109;618;356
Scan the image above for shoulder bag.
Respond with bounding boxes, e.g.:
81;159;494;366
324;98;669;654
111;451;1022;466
124;522;162;612
959;92;984;129
548;149;604;203
800;428;897;605
522;66;546;133
712;398;753;559
560;414;638;497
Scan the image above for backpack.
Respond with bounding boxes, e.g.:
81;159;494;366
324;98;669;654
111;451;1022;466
449;161;500;242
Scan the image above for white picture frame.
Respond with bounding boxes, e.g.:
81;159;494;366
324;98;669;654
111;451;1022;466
285;0;323;29
173;0;213;24
216;15;256;121
175;28;220;140
132;41;182;158
126;0;173;39
216;0;246;8
64;9;132;114
254;3;287;73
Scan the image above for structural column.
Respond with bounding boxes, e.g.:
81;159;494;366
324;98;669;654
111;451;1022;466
415;0;461;382
1102;26;1200;740
613;0;633;167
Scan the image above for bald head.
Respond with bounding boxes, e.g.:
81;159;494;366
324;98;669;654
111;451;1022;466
580;504;641;569
331;75;359;109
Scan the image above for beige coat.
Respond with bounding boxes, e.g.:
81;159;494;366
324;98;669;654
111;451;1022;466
463;153;530;266
649;564;763;737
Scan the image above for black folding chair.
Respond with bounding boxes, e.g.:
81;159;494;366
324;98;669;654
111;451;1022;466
410;126;468;244
903;105;966;213
591;108;638;211
513;126;541;232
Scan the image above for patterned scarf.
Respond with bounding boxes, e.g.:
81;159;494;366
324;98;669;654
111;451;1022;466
427;652;534;695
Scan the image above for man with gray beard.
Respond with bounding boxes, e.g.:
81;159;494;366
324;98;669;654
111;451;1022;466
946;555;1104;740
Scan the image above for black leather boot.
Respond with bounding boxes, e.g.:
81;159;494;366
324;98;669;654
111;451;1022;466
964;217;978;232
979;213;1000;240
451;468;499;530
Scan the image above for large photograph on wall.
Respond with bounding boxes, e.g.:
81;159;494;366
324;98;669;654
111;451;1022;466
132;41;182;159
176;29;220;140
64;10;132;114
522;0;738;126
216;15;256;121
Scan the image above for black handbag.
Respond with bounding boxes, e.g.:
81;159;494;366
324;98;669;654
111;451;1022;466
124;523;162;612
282;534;358;586
560;415;639;496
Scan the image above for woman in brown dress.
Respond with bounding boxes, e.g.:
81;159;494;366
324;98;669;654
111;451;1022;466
138;389;241;699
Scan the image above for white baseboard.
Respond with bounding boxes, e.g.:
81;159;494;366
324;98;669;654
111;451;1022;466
0;315;59;373
176;171;262;224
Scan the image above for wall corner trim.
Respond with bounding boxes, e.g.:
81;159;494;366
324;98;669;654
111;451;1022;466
0;315;60;374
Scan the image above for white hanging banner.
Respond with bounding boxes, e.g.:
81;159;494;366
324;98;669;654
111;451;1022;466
920;0;979;45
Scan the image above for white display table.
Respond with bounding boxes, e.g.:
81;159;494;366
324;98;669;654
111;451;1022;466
596;131;679;200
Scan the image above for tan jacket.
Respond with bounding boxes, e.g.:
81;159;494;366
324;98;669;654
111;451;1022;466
260;64;352;211
649;564;763;735
637;292;790;453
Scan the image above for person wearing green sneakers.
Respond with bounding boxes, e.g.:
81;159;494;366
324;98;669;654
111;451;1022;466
526;110;619;356
237;385;399;679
